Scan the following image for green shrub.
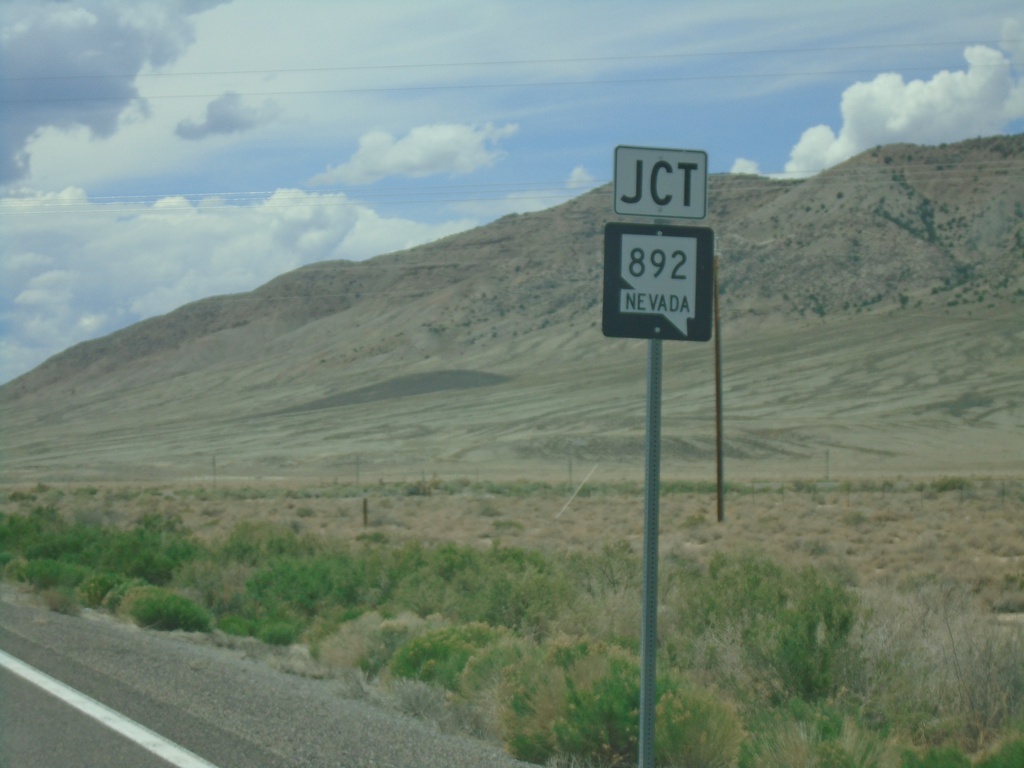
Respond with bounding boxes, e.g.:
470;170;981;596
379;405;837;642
358;614;429;676
78;571;123;608
254;618;304;646
217;614;255;637
671;554;858;703
124;586;212;632
428;545;572;636
459;636;528;697
41;586;81;615
978;739;1024;768
172;558;253;616
219;521;311;565
503;639;742;768
246;552;377;620
99;515;198;585
899;746;970;768
0;509;198;588
655;682;744;768
552;653;744;768
23;558;90;589
3;555;28;581
0;506;58;554
100;577;148;611
552;652;640;765
502;641;574;764
931;477;969;493
313;611;437;677
389;623;502;692
774;567;858;700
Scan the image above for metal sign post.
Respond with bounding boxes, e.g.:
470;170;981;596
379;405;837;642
639;336;662;768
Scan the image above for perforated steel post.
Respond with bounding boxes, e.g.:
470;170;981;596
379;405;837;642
639;337;662;768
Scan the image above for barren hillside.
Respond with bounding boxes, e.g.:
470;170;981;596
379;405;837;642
1;135;1022;482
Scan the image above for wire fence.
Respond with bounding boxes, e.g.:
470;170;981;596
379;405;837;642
190;468;1024;506
6;453;1022;507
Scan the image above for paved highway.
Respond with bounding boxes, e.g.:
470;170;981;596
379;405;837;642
1;663;180;768
0;587;529;768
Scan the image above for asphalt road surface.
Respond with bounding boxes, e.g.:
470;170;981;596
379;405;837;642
0;587;530;768
1;663;183;768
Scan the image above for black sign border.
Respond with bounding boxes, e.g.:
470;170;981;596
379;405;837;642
602;222;714;342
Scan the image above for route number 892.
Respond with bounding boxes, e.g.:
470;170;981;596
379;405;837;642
628;247;688;279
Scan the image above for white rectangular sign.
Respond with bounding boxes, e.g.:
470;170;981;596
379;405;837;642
614;145;708;220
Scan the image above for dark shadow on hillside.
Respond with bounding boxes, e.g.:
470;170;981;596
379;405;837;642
271;370;511;415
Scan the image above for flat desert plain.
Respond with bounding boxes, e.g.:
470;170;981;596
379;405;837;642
2;303;1021;483
6;478;1022;617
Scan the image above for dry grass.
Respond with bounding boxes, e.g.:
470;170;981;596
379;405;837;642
853;583;1024;750
748;718;900;768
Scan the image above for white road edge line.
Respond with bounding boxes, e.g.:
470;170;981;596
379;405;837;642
0;648;221;768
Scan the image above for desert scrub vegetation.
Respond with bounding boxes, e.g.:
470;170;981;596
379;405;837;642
2;503;1022;767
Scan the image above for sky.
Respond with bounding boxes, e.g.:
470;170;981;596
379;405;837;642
1;1;1023;384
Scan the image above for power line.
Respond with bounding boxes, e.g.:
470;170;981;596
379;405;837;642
4;62;1006;104
10;177;588;205
0;189;589;215
1;156;1020;214
4;39;1015;83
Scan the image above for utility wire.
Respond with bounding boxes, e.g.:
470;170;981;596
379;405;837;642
4;38;1016;82
4;62;1009;103
2;156;1020;214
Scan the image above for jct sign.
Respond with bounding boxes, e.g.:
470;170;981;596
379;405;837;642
614;145;708;220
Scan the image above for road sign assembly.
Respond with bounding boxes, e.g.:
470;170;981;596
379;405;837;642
605;144;715;768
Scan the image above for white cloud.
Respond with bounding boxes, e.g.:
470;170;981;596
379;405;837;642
15;269;76;308
730;158;761;175
784;44;1024;176
0;188;477;382
449;165;602;219
4;250;54;274
76;313;107;335
1002;18;1024;67
309;123;519;185
567;166;596;189
0;0;225;184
